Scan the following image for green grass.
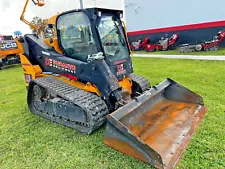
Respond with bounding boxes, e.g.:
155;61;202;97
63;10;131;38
0;58;225;169
134;47;225;56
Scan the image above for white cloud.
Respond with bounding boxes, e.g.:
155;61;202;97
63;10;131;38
1;0;10;12
0;0;124;35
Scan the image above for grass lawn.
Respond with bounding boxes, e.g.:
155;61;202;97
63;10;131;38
134;47;225;56
0;58;225;169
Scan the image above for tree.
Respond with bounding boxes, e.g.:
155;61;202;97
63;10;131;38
30;16;42;33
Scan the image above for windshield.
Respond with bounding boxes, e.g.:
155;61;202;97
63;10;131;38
2;35;13;41
57;12;97;61
97;16;130;62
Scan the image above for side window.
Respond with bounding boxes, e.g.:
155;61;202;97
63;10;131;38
57;12;97;61
97;16;130;62
44;24;56;39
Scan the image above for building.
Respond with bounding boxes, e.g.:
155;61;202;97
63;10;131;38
124;0;225;46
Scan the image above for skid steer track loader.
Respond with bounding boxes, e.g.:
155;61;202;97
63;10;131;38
0;35;20;69
17;1;207;168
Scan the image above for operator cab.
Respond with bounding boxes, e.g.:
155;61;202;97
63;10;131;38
1;35;14;41
56;8;131;63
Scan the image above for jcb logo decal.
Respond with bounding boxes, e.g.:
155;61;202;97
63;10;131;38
0;42;18;50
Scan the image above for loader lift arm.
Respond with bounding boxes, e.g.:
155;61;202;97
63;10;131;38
20;0;45;31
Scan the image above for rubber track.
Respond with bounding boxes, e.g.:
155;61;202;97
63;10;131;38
30;76;109;134
130;73;151;92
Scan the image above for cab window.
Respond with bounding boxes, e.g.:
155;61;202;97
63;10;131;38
57;12;97;61
97;16;130;62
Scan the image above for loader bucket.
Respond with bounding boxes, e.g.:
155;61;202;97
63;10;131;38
103;78;207;169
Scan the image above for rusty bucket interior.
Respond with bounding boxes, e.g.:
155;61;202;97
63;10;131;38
103;78;207;169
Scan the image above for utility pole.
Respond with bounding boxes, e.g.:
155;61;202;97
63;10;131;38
79;0;84;9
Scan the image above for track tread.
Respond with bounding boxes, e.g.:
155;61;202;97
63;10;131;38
130;73;150;92
29;76;109;134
